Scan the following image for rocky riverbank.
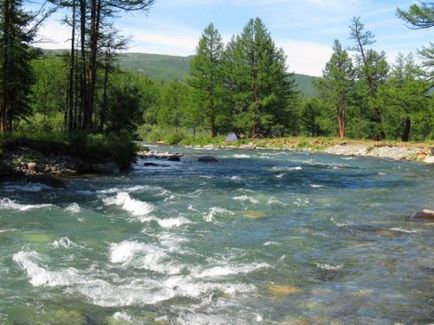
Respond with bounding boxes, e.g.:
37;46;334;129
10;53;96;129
0;138;126;186
185;139;434;164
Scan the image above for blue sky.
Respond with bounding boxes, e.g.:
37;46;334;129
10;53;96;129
35;0;433;76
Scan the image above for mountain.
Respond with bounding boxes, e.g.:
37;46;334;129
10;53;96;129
117;52;319;97
41;50;319;97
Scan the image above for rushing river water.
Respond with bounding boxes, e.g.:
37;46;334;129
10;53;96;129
1;144;434;324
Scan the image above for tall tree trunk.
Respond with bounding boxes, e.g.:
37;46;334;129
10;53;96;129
67;0;76;131
1;0;11;132
356;37;385;141
401;117;411;142
79;0;87;130
100;50;110;132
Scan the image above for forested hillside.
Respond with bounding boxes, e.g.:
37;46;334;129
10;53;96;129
117;52;319;97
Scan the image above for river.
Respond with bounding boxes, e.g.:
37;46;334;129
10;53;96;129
0;144;433;324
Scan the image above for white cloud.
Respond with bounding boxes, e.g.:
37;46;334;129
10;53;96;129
34;17;71;49
278;39;332;76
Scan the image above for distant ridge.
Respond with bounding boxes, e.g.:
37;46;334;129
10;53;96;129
118;53;319;97
42;50;319;97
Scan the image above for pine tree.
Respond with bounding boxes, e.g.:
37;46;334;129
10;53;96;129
0;0;46;132
397;2;434;29
349;17;388;140
317;40;354;138
223;17;297;137
189;23;224;137
379;53;429;141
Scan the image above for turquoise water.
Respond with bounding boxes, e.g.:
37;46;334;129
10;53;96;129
1;145;434;324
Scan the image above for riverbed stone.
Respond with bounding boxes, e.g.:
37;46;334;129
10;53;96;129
241;210;267;219
198;156;218;163
265;283;301;297
27;174;65;188
91;161;120;174
410;209;434;221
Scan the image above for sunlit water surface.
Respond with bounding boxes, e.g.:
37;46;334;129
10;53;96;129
0;145;433;324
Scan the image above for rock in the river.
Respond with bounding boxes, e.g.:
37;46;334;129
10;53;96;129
27;174;65;188
144;162;168;167
410;209;434;221
91;161;120;174
265;283;301;297
198;156;218;163
167;155;181;161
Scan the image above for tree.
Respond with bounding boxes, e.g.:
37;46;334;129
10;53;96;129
300;98;332;137
379;53;429;141
316;40;354;138
189;23;224;137
0;0;52;132
50;0;155;132
349;17;387;140
223;17;297;137
397;2;434;29
104;74;143;133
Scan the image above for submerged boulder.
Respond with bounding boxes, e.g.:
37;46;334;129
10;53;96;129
27;175;65;188
198;156;218;163
91;161;120;174
144;162;168;167
410;209;434;221
265;283;302;297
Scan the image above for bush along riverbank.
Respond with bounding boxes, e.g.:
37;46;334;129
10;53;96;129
0;133;138;186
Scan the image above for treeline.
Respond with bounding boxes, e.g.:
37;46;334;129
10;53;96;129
0;0;154;136
1;1;433;143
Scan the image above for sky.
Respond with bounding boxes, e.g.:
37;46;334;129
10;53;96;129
33;0;433;76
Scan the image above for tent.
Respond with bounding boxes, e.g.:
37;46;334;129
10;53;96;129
225;132;239;142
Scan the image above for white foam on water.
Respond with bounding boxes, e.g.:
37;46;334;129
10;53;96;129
193;262;269;278
65;203;81;214
230;176;242;181
109;240;148;265
390;227;419;234
103;192;154;217
52;237;82;249
0;228;16;233
112;312;132;322
13;250;79;287
4;183;53;192
76;190;94;195
267;197;283;205
310;184;324;188
293;197;310;206
234;154;250;159
109;240;182;274
187;204;198;212
14;248;256;308
263;241;279;246
99;184;165;195
140;216;191;229
315;263;343;271
233;195;259;204
204;207;234;222
271;166;302;173
0;198;52;212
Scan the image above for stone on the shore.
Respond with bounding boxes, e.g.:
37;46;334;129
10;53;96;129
265;283;301;297
198;156;218;163
27;162;38;172
424;156;434;164
410;209;434;221
27;174;65;188
91;161;120;174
